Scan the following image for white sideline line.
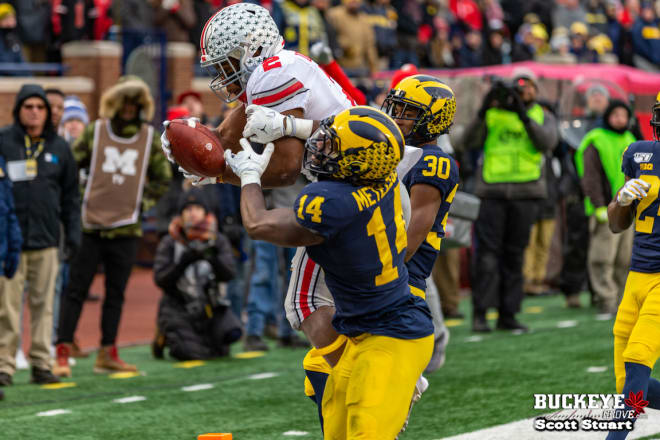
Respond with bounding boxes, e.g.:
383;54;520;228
248;372;279;380
557;320;578;328
36;409;71;417
465;336;483;343
586;366;608;373
182;383;214;392
113;395;146;404
438;408;660;440
283;431;309;436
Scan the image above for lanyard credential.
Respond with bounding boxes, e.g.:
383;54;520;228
24;135;44;178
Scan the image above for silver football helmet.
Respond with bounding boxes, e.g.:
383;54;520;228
200;3;284;103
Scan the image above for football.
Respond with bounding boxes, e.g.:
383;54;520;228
166;119;226;178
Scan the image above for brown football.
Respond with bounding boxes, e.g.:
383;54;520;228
166;119;225;178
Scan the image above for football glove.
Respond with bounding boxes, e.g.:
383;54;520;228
161;118;201;165
243;104;314;143
224;138;274;187
178;166;218;186
617;178;651;206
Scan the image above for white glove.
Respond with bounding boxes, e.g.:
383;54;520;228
161;120;175;164
161;118;201;165
243;104;290;143
178;166;217;186
224;138;275;187
617;178;651;206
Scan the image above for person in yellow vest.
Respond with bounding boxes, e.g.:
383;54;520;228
53;76;172;377
575;100;637;316
464;67;558;333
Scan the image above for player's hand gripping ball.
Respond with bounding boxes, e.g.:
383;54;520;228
163;119;226;178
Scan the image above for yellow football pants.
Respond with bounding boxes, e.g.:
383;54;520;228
322;333;433;440
613;271;660;393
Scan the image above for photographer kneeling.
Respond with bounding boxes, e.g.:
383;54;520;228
464;68;558;333
153;188;241;360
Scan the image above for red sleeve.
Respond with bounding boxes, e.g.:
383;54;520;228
321;60;367;106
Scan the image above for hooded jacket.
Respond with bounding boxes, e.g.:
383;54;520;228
0;84;81;251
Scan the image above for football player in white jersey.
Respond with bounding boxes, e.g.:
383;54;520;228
160;2;375;365
162;2;354;189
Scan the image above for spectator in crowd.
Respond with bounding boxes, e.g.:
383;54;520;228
631;0;660;70
366;0;398;67
0;3;25;76
458;27;484;67
570;21;598;62
175;90;220;127
585;0;610;34
464;68;558;332
428;16;456;68
0;84;81;386
575;100;637;315
152;0;196;42
281;0;327;56
512;23;547;61
390;0;423;68
0;153;21;401
46;89;65;129
152;188;241;360
51;0;95;45
523;100;561;296
326;0;378;75
54;76;171;378
553;0;588;30
14;0;52;63
113;0;155;32
558;83;611;308
58;95;89;145
481;19;512;66
549;26;575;60
604;0;624;58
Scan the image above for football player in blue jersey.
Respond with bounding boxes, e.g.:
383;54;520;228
225;106;435;439
606;92;660;440
382;74;459;372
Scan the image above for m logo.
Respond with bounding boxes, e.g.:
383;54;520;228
102;146;139;176
634;152;653;163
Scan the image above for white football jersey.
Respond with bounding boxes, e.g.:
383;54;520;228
245;49;354;120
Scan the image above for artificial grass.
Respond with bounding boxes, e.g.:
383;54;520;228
2;292;659;439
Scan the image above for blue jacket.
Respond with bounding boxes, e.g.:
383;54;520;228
0;155;22;278
632;17;660;65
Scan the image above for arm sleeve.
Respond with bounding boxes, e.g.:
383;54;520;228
580;144;608;209
524;109;559;153
59;142;81;249
209;233;236;282
73;123;95;170
293;184;353;240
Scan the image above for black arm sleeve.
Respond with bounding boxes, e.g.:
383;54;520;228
209;233;236;282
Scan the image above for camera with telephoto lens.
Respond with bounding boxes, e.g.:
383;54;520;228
490;79;522;112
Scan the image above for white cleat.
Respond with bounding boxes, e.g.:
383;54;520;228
397;375;429;438
15;349;29;370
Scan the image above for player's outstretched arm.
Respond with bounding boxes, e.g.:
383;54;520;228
225;138;325;247
608;176;650;233
215;105;308;187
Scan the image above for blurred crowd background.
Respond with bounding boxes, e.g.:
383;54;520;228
0;0;658;388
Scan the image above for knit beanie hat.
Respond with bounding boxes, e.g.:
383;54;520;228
61;96;89;125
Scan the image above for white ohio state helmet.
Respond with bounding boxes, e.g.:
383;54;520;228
200;3;284;102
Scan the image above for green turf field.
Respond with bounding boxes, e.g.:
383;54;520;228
2;292;659;440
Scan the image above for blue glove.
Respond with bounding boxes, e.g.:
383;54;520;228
4;251;20;279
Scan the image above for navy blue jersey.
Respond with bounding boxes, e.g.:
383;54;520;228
621;140;660;273
294;172;433;339
402;145;459;292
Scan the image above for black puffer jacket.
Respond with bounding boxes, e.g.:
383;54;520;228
0;84;81;251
